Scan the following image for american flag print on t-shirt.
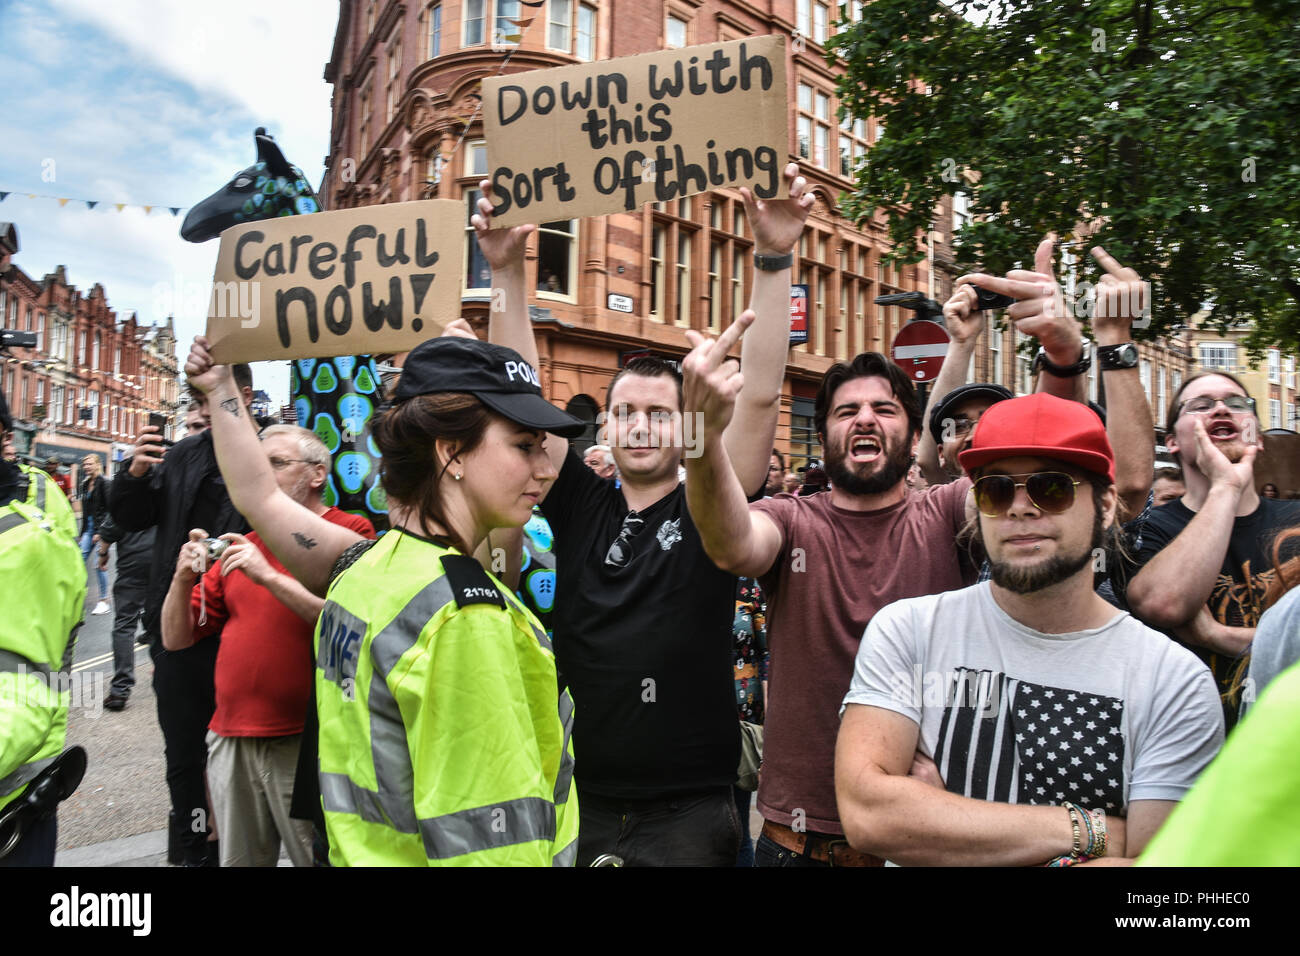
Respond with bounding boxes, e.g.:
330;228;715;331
932;668;1124;811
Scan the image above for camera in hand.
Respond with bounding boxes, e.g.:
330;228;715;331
204;538;230;562
971;286;1017;310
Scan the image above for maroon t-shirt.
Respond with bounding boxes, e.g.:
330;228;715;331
752;480;974;834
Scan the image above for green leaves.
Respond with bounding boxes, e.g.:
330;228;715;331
833;0;1300;350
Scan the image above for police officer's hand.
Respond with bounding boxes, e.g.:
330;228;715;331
175;529;210;582
129;425;167;478
217;533;273;586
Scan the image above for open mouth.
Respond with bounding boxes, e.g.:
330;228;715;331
1207;420;1238;440
849;434;882;463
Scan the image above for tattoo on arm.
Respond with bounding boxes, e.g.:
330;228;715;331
219;398;240;418
292;532;318;550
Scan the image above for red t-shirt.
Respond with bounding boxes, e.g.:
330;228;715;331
190;507;375;736
750;481;974;834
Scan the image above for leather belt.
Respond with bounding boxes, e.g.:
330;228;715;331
761;820;884;867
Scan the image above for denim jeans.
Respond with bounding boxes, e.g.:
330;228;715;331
79;515;107;601
576;787;741;867
754;831;831;868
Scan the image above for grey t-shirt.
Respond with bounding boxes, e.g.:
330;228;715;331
842;582;1224;811
1244;586;1300;718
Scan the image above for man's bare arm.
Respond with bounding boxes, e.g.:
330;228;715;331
1091;247;1155;516
835;704;1127;866
916;285;984;485
473;186;567;482
682;314;784;578
721;164;814;496
1128;421;1258;628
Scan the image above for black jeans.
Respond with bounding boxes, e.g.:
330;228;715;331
109;578;146;698
754;832;831;868
149;635;218;863
576;786;741;867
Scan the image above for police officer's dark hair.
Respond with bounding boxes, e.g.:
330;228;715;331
605;357;683;413
814;352;922;442
372;392;491;555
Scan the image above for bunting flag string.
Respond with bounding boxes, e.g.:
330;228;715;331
0;188;189;215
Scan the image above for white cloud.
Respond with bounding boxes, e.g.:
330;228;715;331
46;0;338;184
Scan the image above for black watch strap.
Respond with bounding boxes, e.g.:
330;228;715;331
1033;340;1092;378
753;252;794;272
1097;342;1139;371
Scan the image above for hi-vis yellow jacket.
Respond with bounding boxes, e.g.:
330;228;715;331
316;529;578;865
0;465;85;812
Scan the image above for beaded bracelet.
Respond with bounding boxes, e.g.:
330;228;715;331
1062;802;1083;857
1045;853;1094;867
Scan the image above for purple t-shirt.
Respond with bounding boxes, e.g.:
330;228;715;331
752;480;974;834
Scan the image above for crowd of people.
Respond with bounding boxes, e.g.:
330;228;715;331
2;173;1298;866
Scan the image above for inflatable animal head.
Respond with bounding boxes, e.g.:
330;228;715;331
181;127;320;242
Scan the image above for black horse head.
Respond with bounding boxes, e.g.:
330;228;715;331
181;127;321;243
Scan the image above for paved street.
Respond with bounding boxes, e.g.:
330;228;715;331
55;547;172;865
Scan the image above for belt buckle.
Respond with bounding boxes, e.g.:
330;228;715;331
824;839;852;867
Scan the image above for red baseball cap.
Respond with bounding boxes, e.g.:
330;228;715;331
958;393;1115;483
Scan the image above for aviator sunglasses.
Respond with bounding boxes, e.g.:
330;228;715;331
973;472;1084;517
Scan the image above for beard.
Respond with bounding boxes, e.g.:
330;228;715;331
986;510;1105;595
824;430;912;495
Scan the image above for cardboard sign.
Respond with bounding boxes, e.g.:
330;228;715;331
484;35;789;226
790;284;809;345
205;200;465;363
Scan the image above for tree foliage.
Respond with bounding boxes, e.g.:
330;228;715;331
829;0;1300;353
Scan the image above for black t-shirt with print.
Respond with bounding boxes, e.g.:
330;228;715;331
1125;497;1300;721
541;450;740;799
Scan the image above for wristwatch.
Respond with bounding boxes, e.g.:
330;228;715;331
753;252;794;272
1033;339;1092;378
1097;342;1139;371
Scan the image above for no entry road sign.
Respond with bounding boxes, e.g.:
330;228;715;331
891;319;950;382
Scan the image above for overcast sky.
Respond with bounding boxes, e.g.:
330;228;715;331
0;0;340;403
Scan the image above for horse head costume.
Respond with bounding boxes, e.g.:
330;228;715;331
182;128;387;527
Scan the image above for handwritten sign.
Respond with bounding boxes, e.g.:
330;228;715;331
205;200;464;363
484;35;789;226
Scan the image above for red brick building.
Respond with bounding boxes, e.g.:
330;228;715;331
1;258;181;486
318;1;1194;466
320;0;962;467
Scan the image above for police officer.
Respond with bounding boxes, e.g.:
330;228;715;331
0;390;85;866
184;333;583;866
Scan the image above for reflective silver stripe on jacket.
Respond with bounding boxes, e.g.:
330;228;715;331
552;837;578;867
32;469;46;511
0;755;55;799
554;689;575;805
319;576;455;834
0;649;49;679
419;795;556;861
0;512;28;536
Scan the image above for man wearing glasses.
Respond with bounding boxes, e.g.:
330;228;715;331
835;393;1223;865
160;425;374;866
1124;372;1300;729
